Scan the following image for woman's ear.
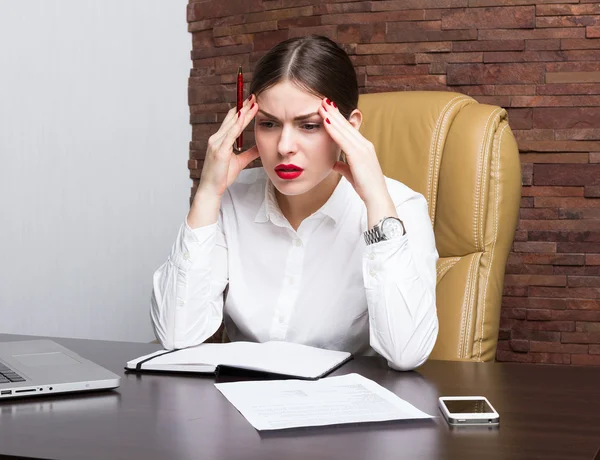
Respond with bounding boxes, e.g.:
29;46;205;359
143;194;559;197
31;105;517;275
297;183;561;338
348;109;363;130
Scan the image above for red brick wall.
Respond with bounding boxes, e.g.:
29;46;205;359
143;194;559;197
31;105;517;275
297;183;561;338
187;0;600;364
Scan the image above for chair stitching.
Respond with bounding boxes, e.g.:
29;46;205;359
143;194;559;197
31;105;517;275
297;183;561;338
436;257;460;278
427;95;467;224
464;252;483;360
458;254;477;358
429;96;472;226
473;107;503;252
479;122;510;361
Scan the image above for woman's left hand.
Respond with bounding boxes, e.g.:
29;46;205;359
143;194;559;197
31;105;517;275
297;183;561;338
318;98;390;208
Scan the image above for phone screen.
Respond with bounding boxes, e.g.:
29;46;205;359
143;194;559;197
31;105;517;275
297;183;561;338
444;399;494;414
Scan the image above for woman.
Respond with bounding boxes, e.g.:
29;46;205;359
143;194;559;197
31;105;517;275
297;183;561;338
151;35;438;371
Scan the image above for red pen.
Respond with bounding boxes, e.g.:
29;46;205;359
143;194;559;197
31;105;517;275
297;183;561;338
236;65;243;152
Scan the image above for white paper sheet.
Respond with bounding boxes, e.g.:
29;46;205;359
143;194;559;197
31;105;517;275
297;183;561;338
214;373;433;431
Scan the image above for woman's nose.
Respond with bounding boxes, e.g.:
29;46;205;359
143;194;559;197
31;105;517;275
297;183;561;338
277;125;297;156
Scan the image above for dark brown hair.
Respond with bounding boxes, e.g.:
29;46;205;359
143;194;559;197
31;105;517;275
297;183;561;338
249;35;359;119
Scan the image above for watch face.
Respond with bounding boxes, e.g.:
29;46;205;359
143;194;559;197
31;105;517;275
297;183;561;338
381;218;404;239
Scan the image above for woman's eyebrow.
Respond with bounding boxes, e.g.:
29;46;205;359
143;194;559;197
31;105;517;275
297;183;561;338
258;109;320;121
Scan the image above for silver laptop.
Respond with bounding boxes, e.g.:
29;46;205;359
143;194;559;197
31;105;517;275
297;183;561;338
0;340;120;400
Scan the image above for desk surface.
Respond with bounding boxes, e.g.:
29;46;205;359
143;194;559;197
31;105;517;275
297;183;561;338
0;334;599;460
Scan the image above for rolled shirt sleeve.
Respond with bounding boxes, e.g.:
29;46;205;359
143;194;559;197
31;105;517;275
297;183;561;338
363;193;439;371
150;216;229;350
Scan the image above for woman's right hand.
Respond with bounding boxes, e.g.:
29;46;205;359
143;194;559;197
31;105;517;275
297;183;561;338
198;94;260;198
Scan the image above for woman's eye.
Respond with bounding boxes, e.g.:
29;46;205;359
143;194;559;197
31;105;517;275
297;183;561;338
259;121;276;129
303;124;320;131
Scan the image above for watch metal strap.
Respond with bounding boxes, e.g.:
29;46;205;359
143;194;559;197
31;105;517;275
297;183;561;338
364;226;383;245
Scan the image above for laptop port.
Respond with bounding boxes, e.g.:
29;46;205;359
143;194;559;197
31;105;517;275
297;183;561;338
14;388;36;394
1;390;12;395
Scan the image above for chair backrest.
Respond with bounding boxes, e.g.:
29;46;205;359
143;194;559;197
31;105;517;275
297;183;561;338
358;91;521;361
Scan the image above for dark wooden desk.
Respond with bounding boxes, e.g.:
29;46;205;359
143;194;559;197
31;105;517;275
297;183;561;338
0;334;599;460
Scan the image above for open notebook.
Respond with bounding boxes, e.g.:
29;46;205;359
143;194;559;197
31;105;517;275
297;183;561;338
125;341;352;380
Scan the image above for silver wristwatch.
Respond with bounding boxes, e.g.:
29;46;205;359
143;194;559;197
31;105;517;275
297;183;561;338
363;216;406;245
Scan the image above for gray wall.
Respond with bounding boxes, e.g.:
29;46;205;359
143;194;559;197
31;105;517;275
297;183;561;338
0;0;191;342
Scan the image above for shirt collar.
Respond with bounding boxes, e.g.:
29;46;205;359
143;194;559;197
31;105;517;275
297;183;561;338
254;174;350;227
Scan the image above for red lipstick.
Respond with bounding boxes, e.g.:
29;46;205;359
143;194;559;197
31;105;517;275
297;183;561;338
275;164;304;180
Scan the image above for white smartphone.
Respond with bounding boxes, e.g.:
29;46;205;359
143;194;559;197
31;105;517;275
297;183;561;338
438;396;500;426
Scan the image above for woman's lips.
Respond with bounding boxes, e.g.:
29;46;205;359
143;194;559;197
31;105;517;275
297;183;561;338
275;164;303;180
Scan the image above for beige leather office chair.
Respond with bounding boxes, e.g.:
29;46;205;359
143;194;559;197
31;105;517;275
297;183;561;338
358;91;521;362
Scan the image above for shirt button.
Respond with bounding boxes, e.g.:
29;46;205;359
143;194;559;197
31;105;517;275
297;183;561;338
369;269;376;277
183;252;190;260
294;239;302;247
177;299;185;306
368;253;375;260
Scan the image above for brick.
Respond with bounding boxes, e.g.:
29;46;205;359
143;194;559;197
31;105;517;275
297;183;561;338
536;15;600;28
321;11;432;24
313;2;370;14
547;61;600;72
351;54;416;66
553;310;600;321
555;129;600;140
366;65;430;76
590;345;600;354
504;274;566;287
507;108;532;129
521;186;584;197
478;28;585;40
519;220;600;232
453;40;524;52
591;153;600;163
187;0;263;21
584;186;600;198
495;84;537;95
189;86;235;105
506;263;553;274
386;25;478;43
513;229;528;241
534;164;600;186
261;0;317;11
546;72;600;84
498;329;511;340
253;30;289;52
588;26;600;38
563;332;600;343
513;242;557;253
576;321;600;332
509;339;530;352
571;354;600;365
441;6;534;30
537;83;600;94
526;309;553;321
415;52;483;63
496;350;532;362
447;63;545;85
528;231;599;242
520;208;559;220
288;25;338;40
191;44;252;60
471;0;577;5
367;75;446;88
558;242;600;253
533;107;600;129
213;20;278;37
514;319;574;331
537;4;600;16
484;50;566;63
535;197;600;208
504;285;529;296
508;253;585;266
569;276;600;288
370;0;468;10
555;266;600;276
525;39;561;50
514;129;555;141
521;196;534;208
501;307;527;319
587;254;600;265
561;38;600;50
518;141;600;152
356;43;452;54
513;95;600;107
471;95;511;106
531;287;600;299
567;299;600;309
530;341;588;354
